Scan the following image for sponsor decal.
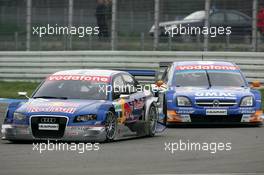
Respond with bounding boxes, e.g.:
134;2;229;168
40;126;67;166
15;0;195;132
115;97;145;124
47;75;110;82
30;101;79;107
177;109;195;114
195;92;236;97
114;103;122;112
116;99;133;124
65;131;79;136
206;109;227;115
27;101;79;114
124;102;133;119
176;65;238;71
27;106;77;114
180;114;191;122
239;108;256;114
38;123;59;130
241;114;251;122
134;98;145;110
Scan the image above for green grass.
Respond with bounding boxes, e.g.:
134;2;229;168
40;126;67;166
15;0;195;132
0;81;39;99
0;81;264;110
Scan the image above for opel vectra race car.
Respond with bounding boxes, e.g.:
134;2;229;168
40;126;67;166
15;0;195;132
2;69;165;142
159;61;263;125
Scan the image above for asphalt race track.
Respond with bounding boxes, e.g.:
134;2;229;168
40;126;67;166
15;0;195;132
0;125;263;175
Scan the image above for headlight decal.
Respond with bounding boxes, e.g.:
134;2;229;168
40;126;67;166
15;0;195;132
176;96;192;107
13;112;26;121
74;114;97;122
240;96;253;107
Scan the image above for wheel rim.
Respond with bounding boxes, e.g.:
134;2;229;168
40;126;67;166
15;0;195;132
105;111;117;140
149;106;157;133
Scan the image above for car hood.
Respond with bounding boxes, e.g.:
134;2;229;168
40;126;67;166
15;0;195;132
15;98;110;116
172;86;253;100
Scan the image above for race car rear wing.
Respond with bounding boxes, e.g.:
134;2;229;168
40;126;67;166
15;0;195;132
123;69;157;77
117;62;173;84
159;62;172;68
117;69;158;84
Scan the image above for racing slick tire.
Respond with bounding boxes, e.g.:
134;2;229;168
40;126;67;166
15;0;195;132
147;105;158;137
105;110;118;142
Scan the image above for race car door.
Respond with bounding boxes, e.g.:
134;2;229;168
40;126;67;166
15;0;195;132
112;74;135;124
122;73;145;121
121;73;166;133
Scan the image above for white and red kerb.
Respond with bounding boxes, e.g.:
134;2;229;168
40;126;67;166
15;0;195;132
176;65;239;71
47;75;110;82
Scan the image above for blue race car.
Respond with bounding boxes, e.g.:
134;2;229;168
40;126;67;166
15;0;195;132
159;61;263;125
2;69;165;142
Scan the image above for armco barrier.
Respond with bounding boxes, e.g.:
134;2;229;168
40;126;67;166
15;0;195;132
0;51;263;83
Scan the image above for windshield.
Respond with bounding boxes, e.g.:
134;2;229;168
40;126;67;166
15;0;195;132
173;71;209;87
208;71;246;87
184;11;205;20
33;79;108;100
173;70;246;87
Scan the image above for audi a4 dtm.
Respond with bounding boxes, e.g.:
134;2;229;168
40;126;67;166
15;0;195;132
2;69;165;142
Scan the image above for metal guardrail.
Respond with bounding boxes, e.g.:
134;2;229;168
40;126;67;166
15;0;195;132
0;51;264;83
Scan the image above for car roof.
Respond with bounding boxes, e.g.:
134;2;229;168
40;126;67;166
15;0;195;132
172;61;236;67
52;69;125;77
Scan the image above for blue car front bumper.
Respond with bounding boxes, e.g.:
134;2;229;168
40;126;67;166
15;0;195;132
166;107;263;125
2;124;107;142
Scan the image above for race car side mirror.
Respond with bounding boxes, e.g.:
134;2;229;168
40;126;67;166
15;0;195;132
120;94;130;99
251;80;261;88
156;80;164;87
18;92;29;99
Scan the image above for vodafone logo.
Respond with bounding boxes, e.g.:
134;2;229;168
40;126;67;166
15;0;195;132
27;106;77;114
47;75;110;82
176;65;238;71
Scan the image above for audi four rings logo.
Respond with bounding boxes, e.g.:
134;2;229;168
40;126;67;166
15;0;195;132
40;118;56;123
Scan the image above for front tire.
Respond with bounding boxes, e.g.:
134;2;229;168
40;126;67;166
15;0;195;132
147;105;158;137
105;111;118;141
